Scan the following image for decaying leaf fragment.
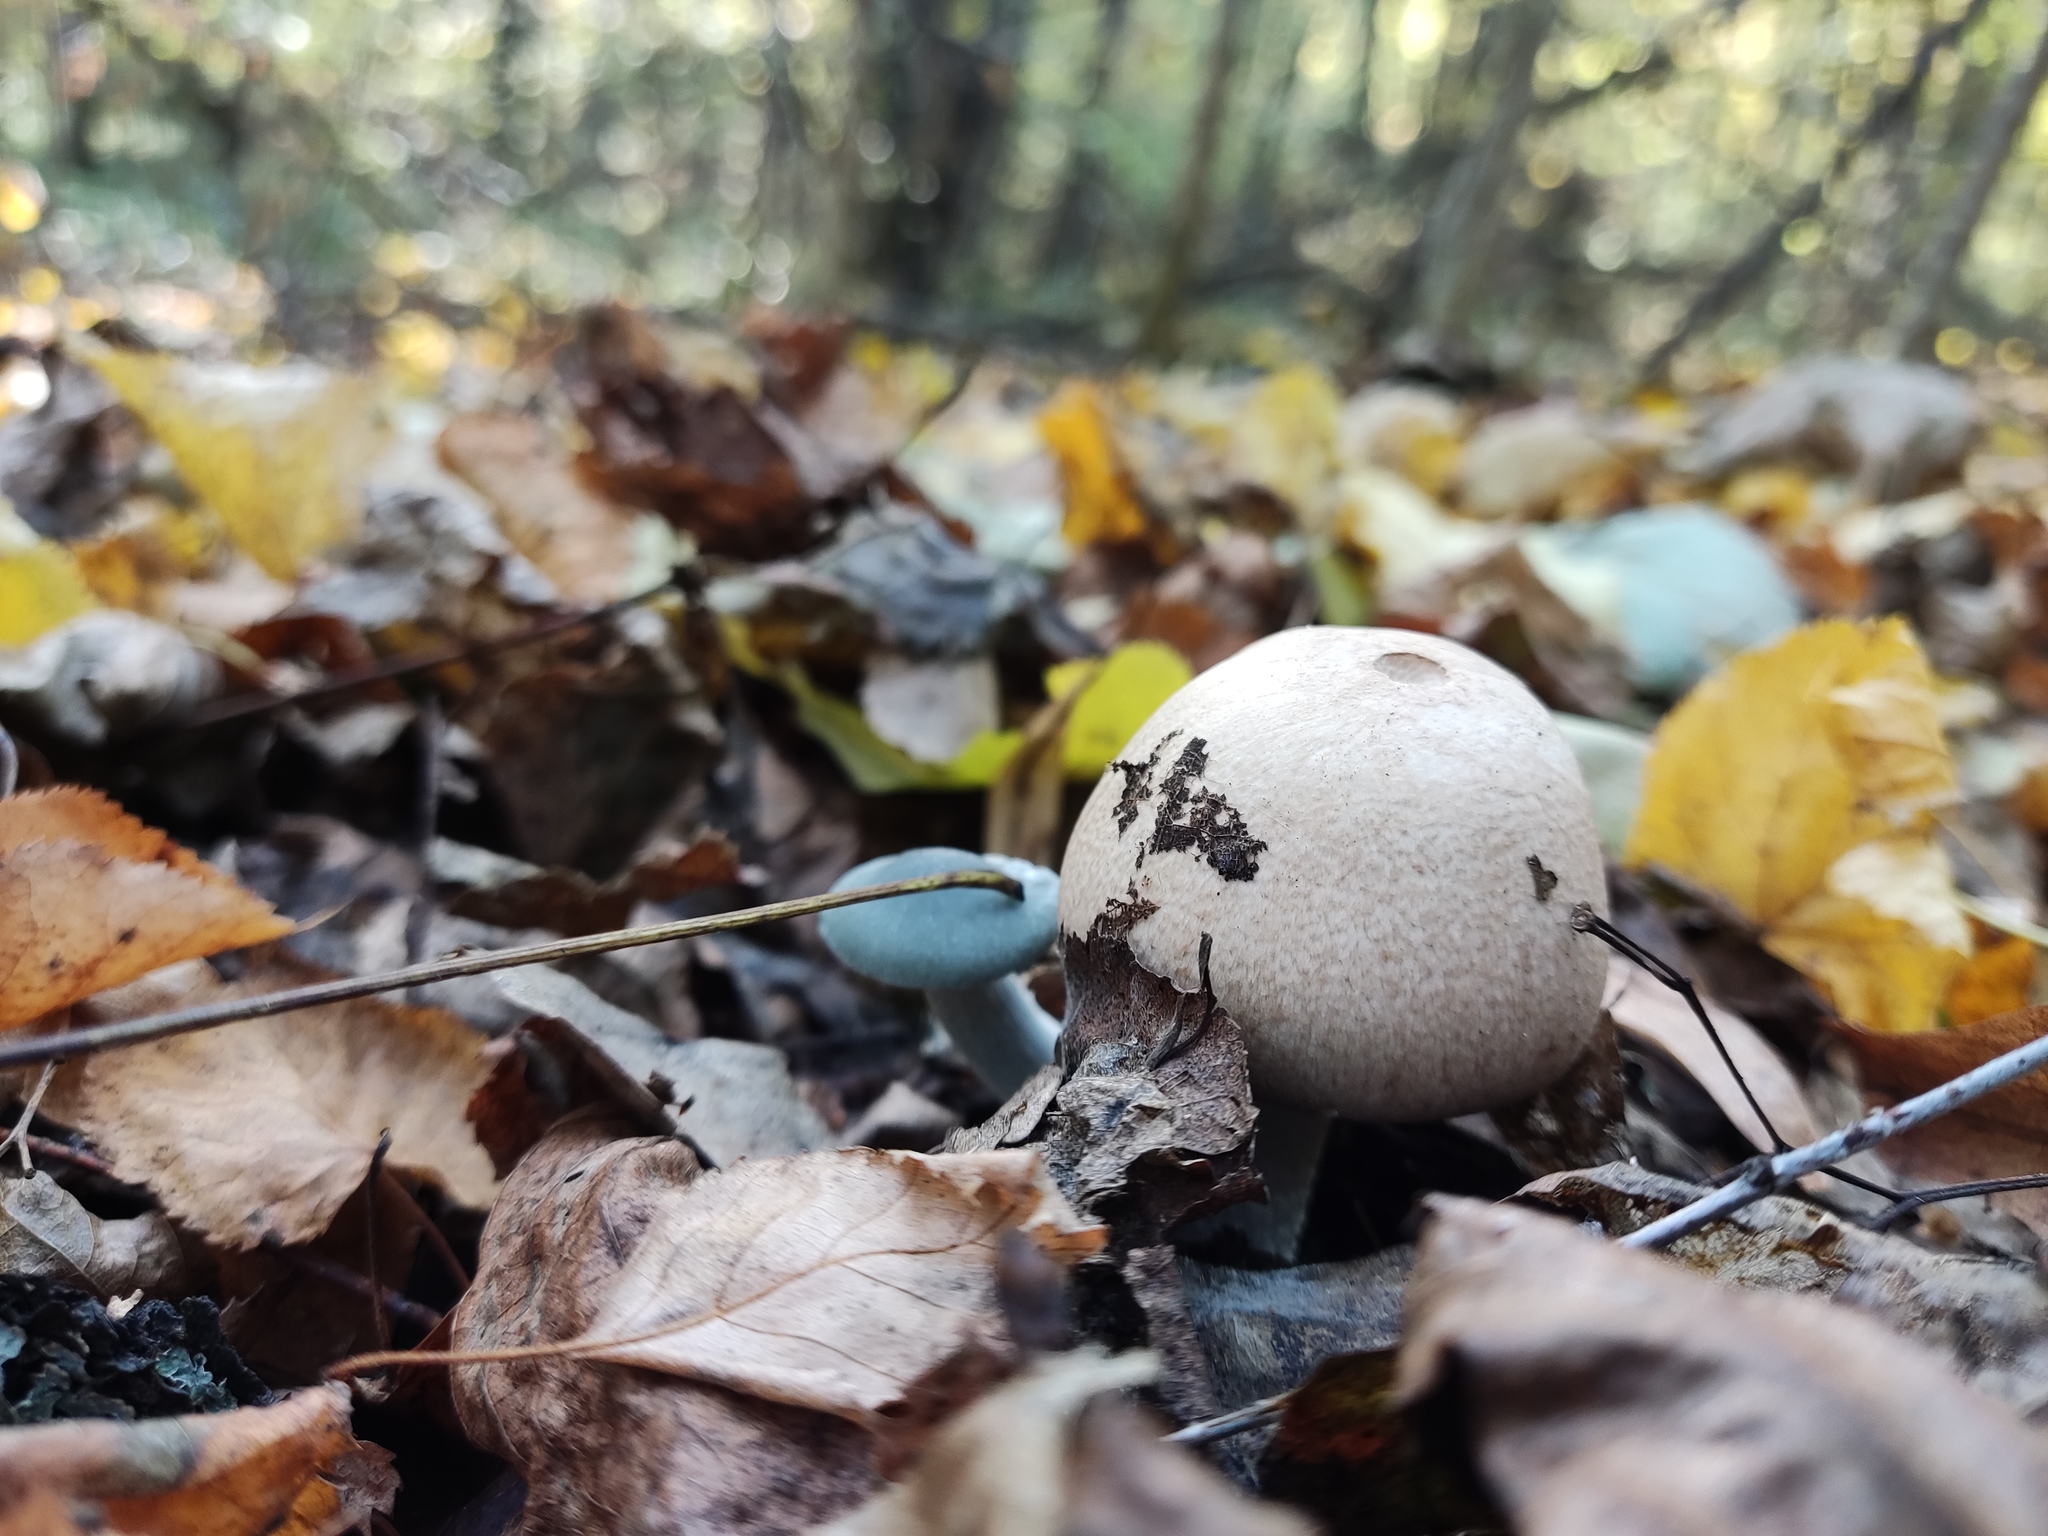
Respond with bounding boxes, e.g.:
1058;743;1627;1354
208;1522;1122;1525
0;1383;394;1536
1399;1197;2048;1536
577;1146;1105;1432
0;789;291;1031
1626;618;1969;1032
46;956;497;1249
818;1349;1314;1536
946;920;1260;1252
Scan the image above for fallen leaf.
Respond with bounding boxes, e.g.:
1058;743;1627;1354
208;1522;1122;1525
1257;1350;1506;1536
1041;381;1148;548
451;1109;885;1536
567;305;814;561
436;828;741;937
1226;363;1340;519
80;342;381;581
48;955;497;1249
0;1383;394;1536
1179;1248;1411;1410
1602;957;1818;1152
1451;401;1629;522
0;788;291;1032
1518;1162;2048;1412
438;411;645;604
948;918;1260;1253
1625;618;1969;1032
1944;929;2034;1028
1050;641;1191;779
575;1146;1104;1439
0;510;95;648
817;1348;1314;1536
1400;1196;2048;1536
492;964;831;1166
0;1173;183;1299
1826;1005;2048;1239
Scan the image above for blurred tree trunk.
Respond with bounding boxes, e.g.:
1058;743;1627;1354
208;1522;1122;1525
1345;0;1378;146
1139;0;1258;356
1885;17;2048;359
1233;2;1310;252
1398;0;1556;354
855;0;1035;312
1040;0;1134;277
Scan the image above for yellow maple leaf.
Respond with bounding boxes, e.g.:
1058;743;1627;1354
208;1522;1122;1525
82;342;382;580
1039;380;1148;548
0;503;97;646
1626;618;1966;1032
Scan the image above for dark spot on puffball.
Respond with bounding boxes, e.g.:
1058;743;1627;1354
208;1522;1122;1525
1527;855;1558;903
1147;737;1268;882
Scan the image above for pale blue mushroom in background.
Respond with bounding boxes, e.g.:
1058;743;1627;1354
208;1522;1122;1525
819;846;1062;1097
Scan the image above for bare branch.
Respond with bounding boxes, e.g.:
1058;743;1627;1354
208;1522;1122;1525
0;869;1024;1071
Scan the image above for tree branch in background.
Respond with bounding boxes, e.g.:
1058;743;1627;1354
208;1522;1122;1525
1232;3;1312;254
1884;14;2048;360
1138;0;1258;357
1638;0;1995;383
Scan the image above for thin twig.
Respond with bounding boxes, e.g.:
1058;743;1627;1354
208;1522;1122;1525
0;870;1023;1071
264;1242;443;1334
1573;909;1790;1152
23;1135;112;1178
1163;1388;1293;1445
1871;1174;2048;1232
364;1129;394;1353
0;1064;57;1173
178;578;680;730
1621;1027;2048;1248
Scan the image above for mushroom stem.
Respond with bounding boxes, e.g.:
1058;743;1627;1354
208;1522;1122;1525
1181;1102;1332;1262
927;975;1062;1099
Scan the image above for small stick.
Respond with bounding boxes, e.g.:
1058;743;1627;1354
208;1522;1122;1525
1871;1173;2048;1232
1162;1388;1292;1445
364;1130;394;1353
0;1064;57;1173
1622;1025;2048;1249
23;1135;112;1178
179;578;680;730
0;870;1024;1071
265;1243;442;1334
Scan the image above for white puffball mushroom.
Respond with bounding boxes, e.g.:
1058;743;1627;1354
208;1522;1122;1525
1058;626;1607;1253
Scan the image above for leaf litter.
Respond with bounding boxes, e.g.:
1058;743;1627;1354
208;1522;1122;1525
12;312;2048;1532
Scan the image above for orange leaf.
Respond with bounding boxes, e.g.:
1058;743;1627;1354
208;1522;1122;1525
0;790;291;1032
1039;381;1147;548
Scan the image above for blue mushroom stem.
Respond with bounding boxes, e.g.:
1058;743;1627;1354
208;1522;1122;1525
928;974;1063;1099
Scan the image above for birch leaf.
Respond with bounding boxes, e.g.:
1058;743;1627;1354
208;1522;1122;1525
578;1147;1105;1429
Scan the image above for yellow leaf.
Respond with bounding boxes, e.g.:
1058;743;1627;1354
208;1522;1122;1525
1227;363;1340;517
1764;838;1968;1034
0;511;96;646
1626;618;1965;1032
1050;640;1192;777
1626;617;1955;925
1039;381;1147;548
81;342;382;580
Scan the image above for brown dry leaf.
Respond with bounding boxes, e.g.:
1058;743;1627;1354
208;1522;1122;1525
945;918;1261;1253
440;828;741;937
47;955;497;1249
1399;1196;2048;1536
818;1349;1314;1536
1827;1006;2048;1239
0;1171;183;1298
1602;956;1818;1152
451;1109;886;1536
566;304;814;562
577;1146;1105;1437
0;1383;394;1536
1519;1162;2048;1412
438;411;644;604
0;788;291;1031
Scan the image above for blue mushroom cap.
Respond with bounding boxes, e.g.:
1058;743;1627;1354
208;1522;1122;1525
819;846;1060;989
